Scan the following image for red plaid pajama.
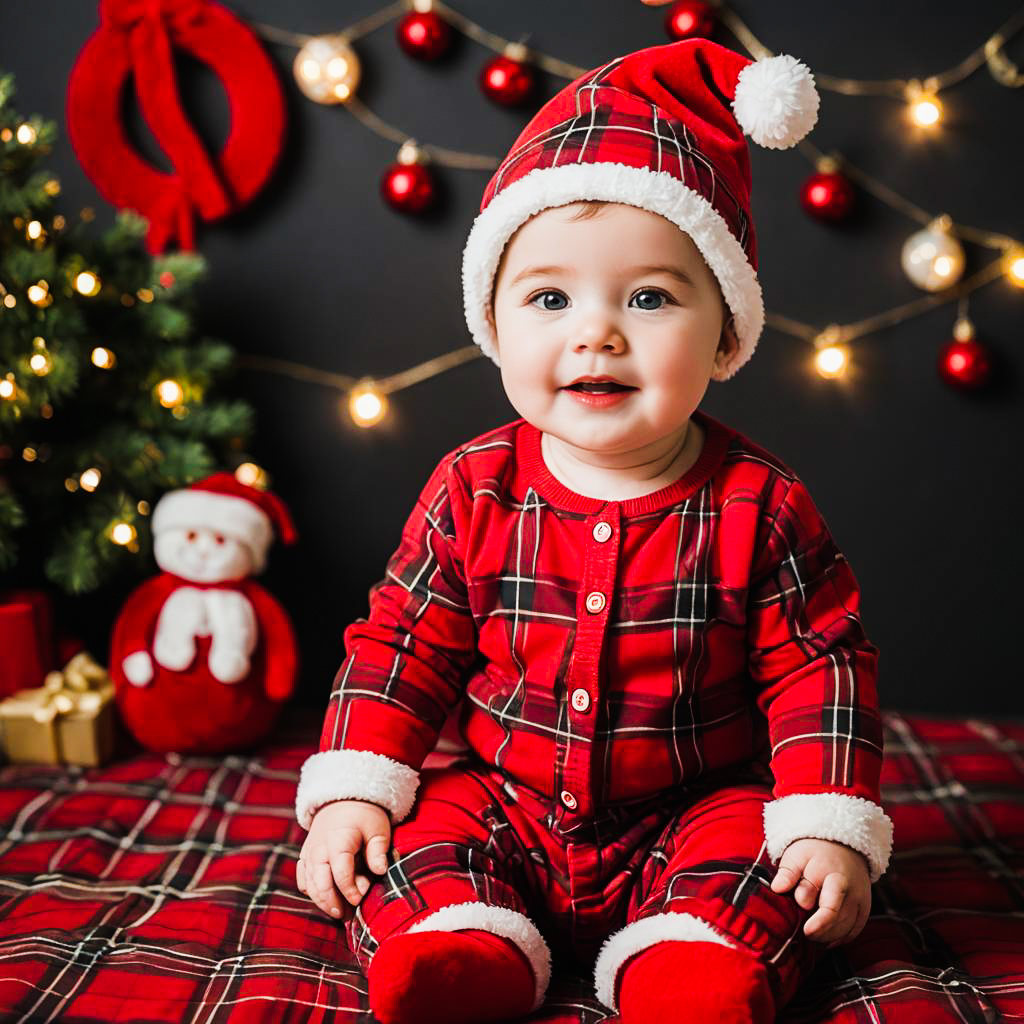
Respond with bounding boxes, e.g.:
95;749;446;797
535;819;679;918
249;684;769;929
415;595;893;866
296;409;892;1012
345;757;823;1014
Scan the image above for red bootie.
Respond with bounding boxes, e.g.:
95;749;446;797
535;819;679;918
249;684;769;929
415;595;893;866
617;939;775;1024
367;927;536;1024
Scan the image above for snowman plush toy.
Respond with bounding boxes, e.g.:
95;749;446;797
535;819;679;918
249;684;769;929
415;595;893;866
110;472;298;754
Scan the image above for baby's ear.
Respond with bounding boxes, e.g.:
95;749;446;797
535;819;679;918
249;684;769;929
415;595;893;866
714;314;740;371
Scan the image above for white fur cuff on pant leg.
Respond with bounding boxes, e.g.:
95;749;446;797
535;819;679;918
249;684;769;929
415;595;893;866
406;900;552;1011
592;912;737;1012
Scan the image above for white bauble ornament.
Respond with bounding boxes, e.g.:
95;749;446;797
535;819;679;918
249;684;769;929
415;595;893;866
901;216;965;291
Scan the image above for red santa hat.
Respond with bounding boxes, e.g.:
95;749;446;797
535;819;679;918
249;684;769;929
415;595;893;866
151;471;297;574
462;38;820;381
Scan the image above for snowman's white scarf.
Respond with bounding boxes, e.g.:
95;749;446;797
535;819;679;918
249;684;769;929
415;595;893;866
153;586;257;683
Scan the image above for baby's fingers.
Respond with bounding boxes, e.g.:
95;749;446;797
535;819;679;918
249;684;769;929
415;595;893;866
803;873;849;941
312;857;346;919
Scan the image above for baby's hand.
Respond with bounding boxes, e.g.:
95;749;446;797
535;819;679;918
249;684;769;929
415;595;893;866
296;799;392;920
769;838;872;948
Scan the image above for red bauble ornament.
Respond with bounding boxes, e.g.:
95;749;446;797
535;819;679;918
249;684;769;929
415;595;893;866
664;1;715;40
800;171;855;221
938;336;992;390
480;53;535;107
396;10;452;61
381;159;436;214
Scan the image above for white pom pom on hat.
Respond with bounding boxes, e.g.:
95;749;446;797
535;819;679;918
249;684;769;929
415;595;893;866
731;53;820;150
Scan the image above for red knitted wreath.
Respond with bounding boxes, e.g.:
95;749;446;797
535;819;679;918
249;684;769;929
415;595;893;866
67;0;286;253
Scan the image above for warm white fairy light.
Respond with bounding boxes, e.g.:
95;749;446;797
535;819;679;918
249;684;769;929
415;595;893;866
348;382;388;427
905;80;943;128
26;220;43;240
235;462;269;488
15;123;36;145
110;522;137;546
29;352;51;375
27;281;51;306
156;379;184;407
79;468;101;492
74;271;101;296
1004;248;1024;288
0;378;15;399
91;346;116;369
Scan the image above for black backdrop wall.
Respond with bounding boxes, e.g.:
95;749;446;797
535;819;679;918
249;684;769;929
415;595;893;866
3;1;1022;716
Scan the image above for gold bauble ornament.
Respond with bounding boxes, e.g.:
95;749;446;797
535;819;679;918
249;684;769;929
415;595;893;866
293;35;361;104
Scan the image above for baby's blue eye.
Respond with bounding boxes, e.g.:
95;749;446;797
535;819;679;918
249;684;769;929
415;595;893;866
631;289;670;310
529;291;568;311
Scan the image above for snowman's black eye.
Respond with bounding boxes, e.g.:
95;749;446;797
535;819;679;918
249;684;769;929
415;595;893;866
187;530;197;541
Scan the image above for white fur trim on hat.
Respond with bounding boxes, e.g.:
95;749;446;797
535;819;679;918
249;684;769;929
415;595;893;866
152;490;274;571
732;54;820;151
406;901;552;1011
294;749;421;830
461;162;764;383
762;792;894;883
592;911;737;1011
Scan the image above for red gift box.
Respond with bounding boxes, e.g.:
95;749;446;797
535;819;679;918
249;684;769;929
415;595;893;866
0;590;59;699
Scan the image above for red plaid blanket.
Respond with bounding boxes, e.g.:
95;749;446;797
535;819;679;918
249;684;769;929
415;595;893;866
1;709;1021;1022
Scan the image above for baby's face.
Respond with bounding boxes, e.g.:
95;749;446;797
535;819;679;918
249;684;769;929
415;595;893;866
489;201;737;458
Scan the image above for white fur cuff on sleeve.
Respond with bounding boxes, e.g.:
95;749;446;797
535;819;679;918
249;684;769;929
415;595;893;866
763;792;894;883
295;749;421;830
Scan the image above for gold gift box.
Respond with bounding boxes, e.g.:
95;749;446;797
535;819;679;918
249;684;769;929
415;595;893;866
0;652;116;766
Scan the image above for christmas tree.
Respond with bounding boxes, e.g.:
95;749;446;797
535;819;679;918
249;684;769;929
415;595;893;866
0;73;254;594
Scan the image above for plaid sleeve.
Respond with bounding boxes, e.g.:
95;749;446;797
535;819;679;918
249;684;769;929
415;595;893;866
295;454;476;830
747;477;894;881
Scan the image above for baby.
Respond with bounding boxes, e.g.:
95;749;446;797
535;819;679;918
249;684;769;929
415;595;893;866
294;37;893;1024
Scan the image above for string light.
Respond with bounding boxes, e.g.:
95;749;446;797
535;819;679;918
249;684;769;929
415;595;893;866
74;270;102;296
2;294;15;309
812;326;849;380
1004;248;1024;288
43;179;60;196
79;468;101;492
15;123;36;145
293;34;361;104
91;346;116;369
156;379;184;407
26;281;51;307
23;447;38;462
26;220;43;240
905;80;943;128
235;462;269;488
137;500;150;515
29;352;51;376
348;381;388;427
109;521;137;546
0;377;15;400
136;287;154;303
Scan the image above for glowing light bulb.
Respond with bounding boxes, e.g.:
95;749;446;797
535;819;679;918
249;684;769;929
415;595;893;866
348;383;388;427
905;79;943;129
80;468;101;492
29;352;51;375
74;271;101;296
43;179;60;196
235;462;269;488
26;220;42;240
814;346;848;379
110;522;137;546
156;379;184;407
1004;249;1024;288
27;281;51;307
16;123;36;144
91;346;116;369
0;378;15;399
3;294;15;308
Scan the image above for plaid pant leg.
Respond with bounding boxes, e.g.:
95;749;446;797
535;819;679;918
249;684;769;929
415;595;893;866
592;776;824;1014
345;761;554;1006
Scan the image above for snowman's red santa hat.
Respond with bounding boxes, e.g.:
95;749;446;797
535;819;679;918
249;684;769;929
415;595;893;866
152;472;297;573
462;37;820;381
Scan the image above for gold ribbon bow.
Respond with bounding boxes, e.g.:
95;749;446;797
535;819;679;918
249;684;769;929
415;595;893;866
23;653;113;723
